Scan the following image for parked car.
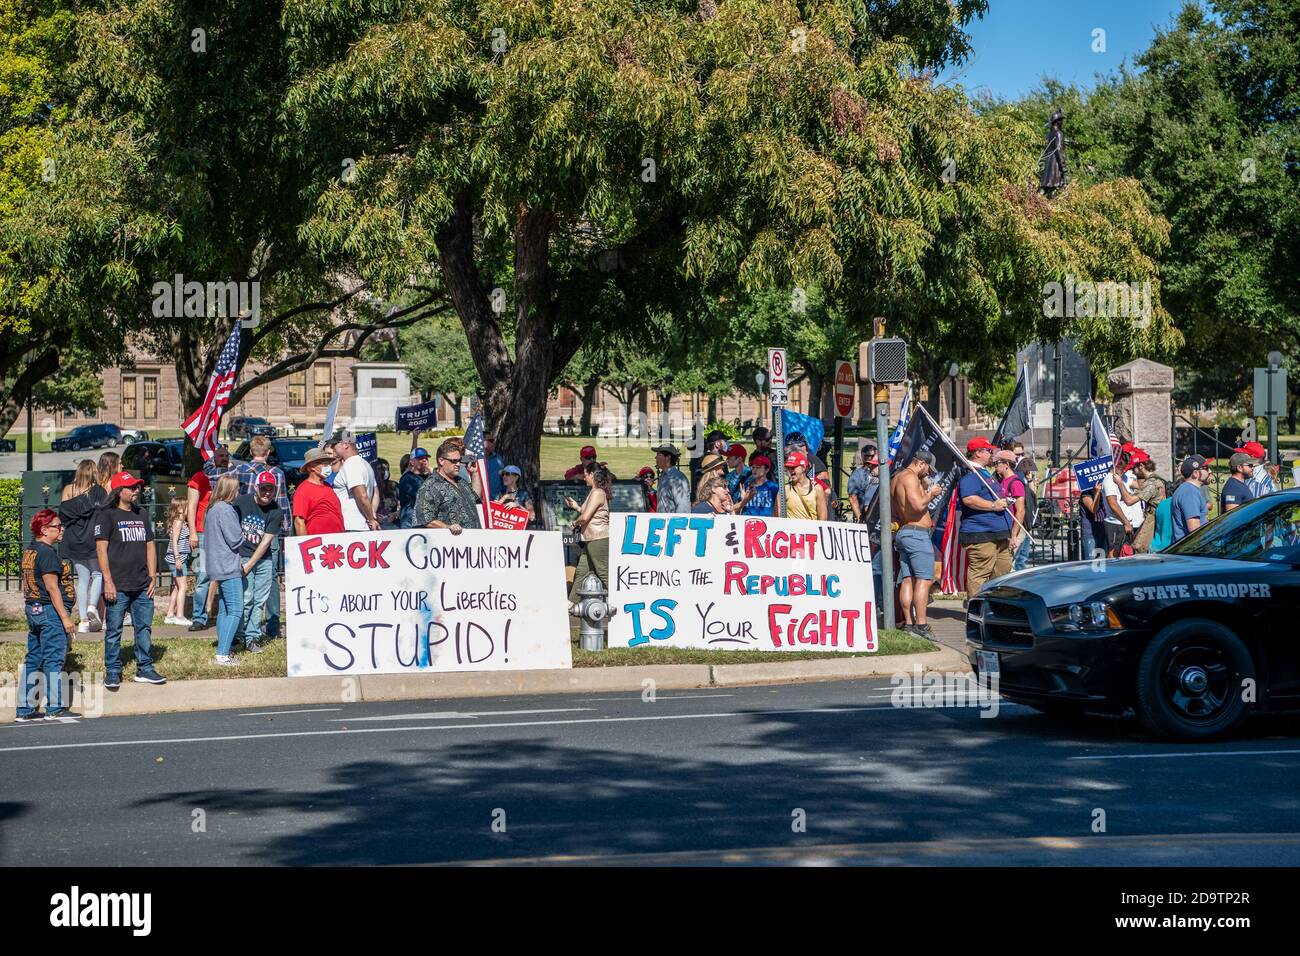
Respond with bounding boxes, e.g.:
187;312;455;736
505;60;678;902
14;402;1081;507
231;436;321;488
121;429;152;443
227;416;277;441
51;423;122;452
121;439;186;479
0;437;14;452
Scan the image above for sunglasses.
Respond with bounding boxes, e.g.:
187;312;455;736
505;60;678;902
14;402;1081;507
441;456;463;464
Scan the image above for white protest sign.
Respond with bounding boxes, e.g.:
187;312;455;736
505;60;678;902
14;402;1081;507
286;528;572;676
609;512;878;652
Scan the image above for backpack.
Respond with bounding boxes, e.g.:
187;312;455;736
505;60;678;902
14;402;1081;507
1022;485;1040;530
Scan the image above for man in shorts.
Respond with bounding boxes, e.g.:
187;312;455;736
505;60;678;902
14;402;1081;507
890;450;943;639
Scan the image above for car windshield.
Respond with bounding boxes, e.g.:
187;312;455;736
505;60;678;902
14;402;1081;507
1164;496;1300;564
275;440;317;460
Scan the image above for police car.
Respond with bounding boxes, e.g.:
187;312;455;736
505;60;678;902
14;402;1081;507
967;490;1300;740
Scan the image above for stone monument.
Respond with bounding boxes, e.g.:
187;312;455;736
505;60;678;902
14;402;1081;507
1108;358;1174;479
350;361;417;429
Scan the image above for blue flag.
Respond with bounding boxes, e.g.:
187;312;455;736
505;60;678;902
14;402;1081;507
781;409;825;457
887;388;912;462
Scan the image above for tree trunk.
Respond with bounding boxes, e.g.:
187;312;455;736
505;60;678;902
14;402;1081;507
580;378;598;436
707;394;718;425
0;348;60;437
658;390;674;444
805;369;825;417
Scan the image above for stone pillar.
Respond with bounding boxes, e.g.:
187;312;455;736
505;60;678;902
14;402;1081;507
1108;358;1174;478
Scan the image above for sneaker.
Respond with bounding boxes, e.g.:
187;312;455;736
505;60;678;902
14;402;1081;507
163;615;176;625
103;674;121;691
14;712;46;723
77;620;90;634
911;623;936;640
134;668;167;685
47;710;82;721
86;608;102;632
214;655;239;667
243;641;264;655
172;615;192;627
188;621;210;632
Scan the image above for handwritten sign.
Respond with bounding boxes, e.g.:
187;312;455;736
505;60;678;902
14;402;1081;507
286;528;571;676
1073;454;1114;492
396;399;439;432
609;513;877;652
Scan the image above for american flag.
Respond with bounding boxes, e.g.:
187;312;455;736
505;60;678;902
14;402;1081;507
182;324;242;460
463;409;493;528
1090;406;1120;459
938;485;968;594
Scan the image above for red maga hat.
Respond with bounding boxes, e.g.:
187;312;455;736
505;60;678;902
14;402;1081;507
966;436;996;454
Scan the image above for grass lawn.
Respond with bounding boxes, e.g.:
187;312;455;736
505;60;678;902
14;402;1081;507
376;433;662;480
0;628;934;682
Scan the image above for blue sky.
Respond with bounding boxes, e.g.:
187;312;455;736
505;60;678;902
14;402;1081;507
940;0;1192;101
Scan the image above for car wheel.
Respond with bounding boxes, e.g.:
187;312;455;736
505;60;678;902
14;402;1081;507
1135;619;1254;740
70;441;81;451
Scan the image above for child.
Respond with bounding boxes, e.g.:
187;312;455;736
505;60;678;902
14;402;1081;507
163;498;192;626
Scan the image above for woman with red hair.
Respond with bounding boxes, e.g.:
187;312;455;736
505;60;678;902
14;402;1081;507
16;509;78;721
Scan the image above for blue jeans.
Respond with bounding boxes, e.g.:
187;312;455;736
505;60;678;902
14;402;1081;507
104;589;154;677
263;538;281;638
240;560;274;646
17;602;68;716
191;531;211;625
1013;534;1032;572
214;577;246;657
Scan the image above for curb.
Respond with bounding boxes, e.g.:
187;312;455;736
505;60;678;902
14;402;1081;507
0;648;968;724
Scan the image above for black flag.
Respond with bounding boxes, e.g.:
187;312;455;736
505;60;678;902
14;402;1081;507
993;363;1030;447
863;406;970;536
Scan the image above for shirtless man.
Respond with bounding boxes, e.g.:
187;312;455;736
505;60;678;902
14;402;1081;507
890;451;944;638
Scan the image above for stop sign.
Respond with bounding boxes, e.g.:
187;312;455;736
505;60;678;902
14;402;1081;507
834;360;856;418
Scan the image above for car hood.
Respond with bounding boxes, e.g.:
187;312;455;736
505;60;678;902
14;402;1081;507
981;554;1292;605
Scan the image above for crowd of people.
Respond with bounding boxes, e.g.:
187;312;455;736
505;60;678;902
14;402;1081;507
15;416;1289;718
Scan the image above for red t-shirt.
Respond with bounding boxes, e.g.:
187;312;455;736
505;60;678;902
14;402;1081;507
188;472;211;532
292;479;345;535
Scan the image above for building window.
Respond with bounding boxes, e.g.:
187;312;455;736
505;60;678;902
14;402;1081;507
143;376;158;420
288;370;306;408
122;377;137;420
313;363;332;408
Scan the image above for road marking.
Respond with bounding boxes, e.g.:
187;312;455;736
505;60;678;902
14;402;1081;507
238;708;342;717
1072;748;1300;761
329;707;594;723
0;703;952;754
573;694;736;702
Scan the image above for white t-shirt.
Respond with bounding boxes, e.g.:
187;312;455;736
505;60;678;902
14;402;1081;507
335;455;377;531
1101;473;1144;527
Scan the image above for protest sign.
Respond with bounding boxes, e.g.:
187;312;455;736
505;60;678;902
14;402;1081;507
488;502;530;530
609;513;877;652
1073;455;1113;492
354;432;378;462
286;528;571;676
396;399;439;432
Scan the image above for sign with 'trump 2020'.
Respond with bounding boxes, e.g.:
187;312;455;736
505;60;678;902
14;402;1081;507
608;513;877;652
286;528;571;676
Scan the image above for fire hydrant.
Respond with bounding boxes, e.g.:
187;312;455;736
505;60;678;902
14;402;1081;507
571;573;612;651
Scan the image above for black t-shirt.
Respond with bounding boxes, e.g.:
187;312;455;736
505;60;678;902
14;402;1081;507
234;494;283;561
23;541;72;605
691;501;723;515
94;504;154;592
1220;476;1254;513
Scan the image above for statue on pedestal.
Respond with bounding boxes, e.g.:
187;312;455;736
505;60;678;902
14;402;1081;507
1039;109;1067;196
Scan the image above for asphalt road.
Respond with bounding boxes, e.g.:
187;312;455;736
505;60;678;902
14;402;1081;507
2;678;1300;866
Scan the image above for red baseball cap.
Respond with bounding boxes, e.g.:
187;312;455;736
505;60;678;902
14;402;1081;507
580;445;597;459
726;443;747;459
255;471;278;487
966;436;996;454
1237;441;1266;461
785;451;809;470
109;471;144;490
751;455;772;468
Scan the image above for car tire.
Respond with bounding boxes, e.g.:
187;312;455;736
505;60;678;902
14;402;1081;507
1135;619;1255;741
70;441;81;451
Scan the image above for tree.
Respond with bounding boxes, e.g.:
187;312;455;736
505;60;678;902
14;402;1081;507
401;314;483;427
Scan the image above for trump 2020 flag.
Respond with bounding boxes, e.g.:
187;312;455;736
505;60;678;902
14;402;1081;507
993;363;1031;447
781;409;825;457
